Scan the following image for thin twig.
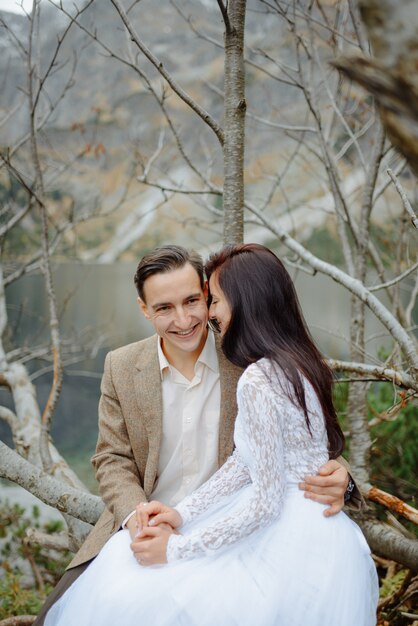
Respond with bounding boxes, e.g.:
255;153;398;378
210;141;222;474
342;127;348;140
368;260;418;292
109;0;224;145
217;0;231;33
27;1;63;473
387;168;418;230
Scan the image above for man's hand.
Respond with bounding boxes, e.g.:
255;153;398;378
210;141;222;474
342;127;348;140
131;525;173;566
126;514;140;542
299;460;349;517
135;500;182;533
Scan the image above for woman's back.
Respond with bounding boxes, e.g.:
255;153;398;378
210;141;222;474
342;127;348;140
235;358;329;483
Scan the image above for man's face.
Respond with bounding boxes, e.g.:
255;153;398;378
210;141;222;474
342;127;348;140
139;263;209;362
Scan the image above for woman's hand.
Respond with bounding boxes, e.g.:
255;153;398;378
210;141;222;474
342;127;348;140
135;500;182;534
131;525;174;566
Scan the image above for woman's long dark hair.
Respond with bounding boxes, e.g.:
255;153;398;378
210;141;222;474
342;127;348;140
205;244;344;458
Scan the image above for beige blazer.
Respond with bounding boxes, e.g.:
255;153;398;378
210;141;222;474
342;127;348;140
69;334;242;568
69;334;362;568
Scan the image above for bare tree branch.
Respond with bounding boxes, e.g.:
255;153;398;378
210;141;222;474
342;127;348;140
0;441;103;525
25;527;71;552
217;0;232;34
26;3;63;473
405;272;418;329
109;0;224;145
0;406;19;430
387;167;418;230
355;514;418;572
366;487;418;525
246;201;418;369
368;260;418;292
0;203;33;238
328;359;418;392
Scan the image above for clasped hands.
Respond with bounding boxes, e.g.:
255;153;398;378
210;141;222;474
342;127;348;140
128;501;182;567
128;460;349;567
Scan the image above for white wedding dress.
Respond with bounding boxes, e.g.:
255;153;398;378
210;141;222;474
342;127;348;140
45;359;379;626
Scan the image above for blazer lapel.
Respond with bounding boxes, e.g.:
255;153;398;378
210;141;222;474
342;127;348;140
216;337;243;466
133;335;163;495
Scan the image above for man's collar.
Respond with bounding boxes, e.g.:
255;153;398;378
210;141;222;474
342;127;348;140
157;329;218;380
157;338;170;380
196;329;218;373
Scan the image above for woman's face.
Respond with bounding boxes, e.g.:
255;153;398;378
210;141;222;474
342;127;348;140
208;271;232;337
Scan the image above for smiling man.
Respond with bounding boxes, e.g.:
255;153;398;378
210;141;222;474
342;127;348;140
138;259;209;380
34;245;359;625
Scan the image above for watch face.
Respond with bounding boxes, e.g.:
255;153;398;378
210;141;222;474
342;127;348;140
344;478;355;502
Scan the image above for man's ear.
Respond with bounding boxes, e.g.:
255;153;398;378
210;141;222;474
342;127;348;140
138;296;150;320
203;280;209;300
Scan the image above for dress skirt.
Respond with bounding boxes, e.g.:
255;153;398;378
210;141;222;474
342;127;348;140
44;484;378;626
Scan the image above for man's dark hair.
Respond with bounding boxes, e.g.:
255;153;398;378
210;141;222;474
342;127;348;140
134;245;204;302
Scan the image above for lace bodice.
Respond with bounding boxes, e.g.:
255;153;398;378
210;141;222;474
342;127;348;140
167;359;329;562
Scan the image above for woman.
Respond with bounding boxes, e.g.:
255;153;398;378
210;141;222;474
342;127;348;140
46;244;378;626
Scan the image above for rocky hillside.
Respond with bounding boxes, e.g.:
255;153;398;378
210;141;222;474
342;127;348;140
1;1;406;261
1;1;311;259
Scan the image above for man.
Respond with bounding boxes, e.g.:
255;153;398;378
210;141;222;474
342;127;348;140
34;245;359;624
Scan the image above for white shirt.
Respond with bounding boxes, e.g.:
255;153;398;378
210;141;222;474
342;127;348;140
152;329;220;505
122;330;221;526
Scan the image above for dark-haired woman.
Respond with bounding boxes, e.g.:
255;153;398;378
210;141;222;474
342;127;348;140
46;244;378;626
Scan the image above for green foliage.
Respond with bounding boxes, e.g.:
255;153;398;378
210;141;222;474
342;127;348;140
333;378;417;503
305;227;346;267
0;175;27;207
0;571;50;620
305;222;417;272
377;568;418;626
378;568;408;600
332;379;350;455
1;222;40;259
334;378;417;622
0;500;71;619
368;384;417;504
332;378;349;419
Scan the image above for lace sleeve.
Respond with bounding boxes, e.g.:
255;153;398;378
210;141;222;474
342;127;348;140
175;449;251;527
167;367;287;562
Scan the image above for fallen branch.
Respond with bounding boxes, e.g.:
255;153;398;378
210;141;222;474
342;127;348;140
328;359;418;392
0;618;36;626
25;527;70;552
354;515;418;572
367;486;418;525
0;441;103;525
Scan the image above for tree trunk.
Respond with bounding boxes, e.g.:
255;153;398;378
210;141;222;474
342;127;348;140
347;122;385;484
222;0;247;245
353;512;418;572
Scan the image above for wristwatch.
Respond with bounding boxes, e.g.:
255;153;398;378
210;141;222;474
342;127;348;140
344;476;355;503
